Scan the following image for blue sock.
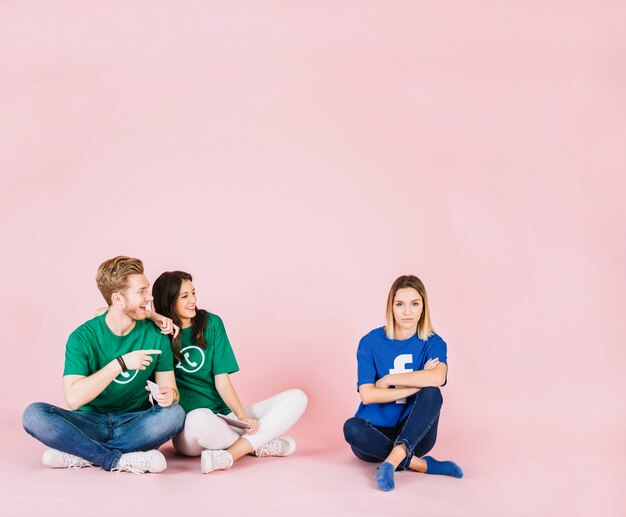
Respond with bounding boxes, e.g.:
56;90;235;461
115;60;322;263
423;456;463;478
376;462;395;491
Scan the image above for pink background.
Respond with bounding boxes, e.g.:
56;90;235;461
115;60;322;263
1;1;624;516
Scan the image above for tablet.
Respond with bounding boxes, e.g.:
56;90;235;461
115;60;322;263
217;414;253;429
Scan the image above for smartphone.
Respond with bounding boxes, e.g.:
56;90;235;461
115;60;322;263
146;380;160;399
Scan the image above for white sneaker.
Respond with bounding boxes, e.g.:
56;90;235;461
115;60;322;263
253;436;296;457
42;448;93;469
201;450;233;474
114;450;166;474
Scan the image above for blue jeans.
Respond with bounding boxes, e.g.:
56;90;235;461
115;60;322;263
343;387;442;470
22;402;186;471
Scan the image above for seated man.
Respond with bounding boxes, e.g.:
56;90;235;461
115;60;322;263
22;256;185;473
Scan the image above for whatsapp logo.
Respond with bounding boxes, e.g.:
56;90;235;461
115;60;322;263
176;346;205;373
113;370;139;385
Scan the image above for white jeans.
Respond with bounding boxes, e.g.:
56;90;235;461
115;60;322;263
173;388;308;455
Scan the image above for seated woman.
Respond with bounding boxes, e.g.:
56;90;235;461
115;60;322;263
343;275;462;491
151;271;308;474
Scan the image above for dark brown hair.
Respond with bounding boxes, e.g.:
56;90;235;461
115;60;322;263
152;271;208;362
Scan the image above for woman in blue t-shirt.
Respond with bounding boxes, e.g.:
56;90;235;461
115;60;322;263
343;275;463;491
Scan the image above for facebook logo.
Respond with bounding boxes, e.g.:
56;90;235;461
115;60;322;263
390;354;413;404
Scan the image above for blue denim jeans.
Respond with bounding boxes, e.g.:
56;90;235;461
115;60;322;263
343;387;442;470
22;402;186;471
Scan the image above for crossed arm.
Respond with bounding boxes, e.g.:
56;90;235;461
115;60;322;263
358;360;447;405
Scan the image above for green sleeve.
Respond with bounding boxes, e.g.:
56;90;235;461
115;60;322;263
155;333;174;372
210;315;239;375
63;331;90;376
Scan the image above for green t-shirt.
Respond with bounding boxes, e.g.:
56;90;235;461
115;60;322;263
175;312;239;413
63;313;174;413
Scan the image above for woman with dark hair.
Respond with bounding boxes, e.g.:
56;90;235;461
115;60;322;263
343;275;462;491
150;271;307;474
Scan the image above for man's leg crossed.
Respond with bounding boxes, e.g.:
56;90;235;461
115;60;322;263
22;402;122;470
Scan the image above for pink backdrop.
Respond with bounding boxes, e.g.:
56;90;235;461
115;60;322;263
1;1;624;516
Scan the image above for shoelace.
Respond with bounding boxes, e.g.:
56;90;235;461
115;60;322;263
113;466;144;475
113;453;152;474
255;439;282;458
213;451;233;469
59;453;92;469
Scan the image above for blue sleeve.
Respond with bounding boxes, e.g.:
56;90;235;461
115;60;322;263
356;339;376;389
425;334;448;386
425;334;447;365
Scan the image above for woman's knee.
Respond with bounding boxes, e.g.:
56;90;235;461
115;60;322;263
284;388;308;412
344;418;387;462
173;408;222;456
418;387;443;406
343;417;367;445
187;408;240;450
184;408;222;433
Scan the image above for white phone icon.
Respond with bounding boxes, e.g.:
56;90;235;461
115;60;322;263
120;371;131;378
176;346;204;373
184;352;198;367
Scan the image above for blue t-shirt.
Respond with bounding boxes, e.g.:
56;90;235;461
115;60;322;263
355;327;448;427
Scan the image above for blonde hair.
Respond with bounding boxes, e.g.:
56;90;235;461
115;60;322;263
96;256;144;305
384;275;435;341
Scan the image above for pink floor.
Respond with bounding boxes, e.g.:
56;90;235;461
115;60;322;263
2;410;623;517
